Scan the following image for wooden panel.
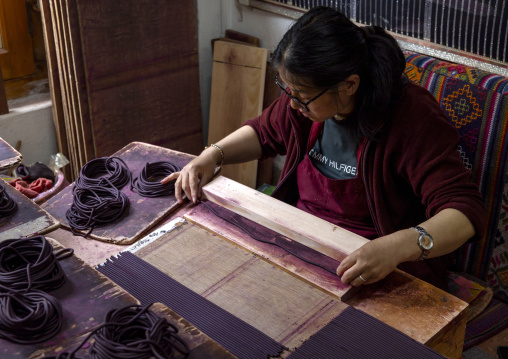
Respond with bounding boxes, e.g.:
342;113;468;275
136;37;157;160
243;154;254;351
184;202;354;299
41;142;194;244
0;137;22;170
39;0;70;179
203;176;370;261
208;41;267;188
0;178;59;240
0;0;35;80
134;221;348;350
75;0;203;158
0;237;139;358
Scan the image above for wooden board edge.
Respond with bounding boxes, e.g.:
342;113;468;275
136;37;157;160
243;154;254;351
202;176;369;261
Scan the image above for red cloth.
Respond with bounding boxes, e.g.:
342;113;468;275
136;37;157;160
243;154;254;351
9;178;53;199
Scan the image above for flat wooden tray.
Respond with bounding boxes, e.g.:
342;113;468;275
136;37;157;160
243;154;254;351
0;137;22;170
0;178;59;240
41;142;194;244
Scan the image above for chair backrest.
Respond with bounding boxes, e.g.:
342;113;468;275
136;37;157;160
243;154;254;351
404;51;508;301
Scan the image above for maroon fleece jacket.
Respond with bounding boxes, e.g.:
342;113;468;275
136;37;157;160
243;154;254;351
244;82;486;289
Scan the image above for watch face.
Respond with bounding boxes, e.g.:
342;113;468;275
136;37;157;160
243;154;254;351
419;234;433;250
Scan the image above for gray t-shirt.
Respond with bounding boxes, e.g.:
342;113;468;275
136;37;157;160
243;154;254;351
308;119;357;179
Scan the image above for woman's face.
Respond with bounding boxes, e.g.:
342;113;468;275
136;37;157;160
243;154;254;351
278;70;357;122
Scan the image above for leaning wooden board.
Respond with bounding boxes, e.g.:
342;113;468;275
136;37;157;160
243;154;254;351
41;142;194;244
208;41;267;189
0;178;59;240
0;137;22;171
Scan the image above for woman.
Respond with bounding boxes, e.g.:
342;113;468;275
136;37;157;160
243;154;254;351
163;7;485;291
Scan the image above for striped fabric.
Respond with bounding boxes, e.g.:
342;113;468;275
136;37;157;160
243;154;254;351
404;51;508;301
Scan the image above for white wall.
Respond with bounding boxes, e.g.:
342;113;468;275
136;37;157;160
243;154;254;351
0;94;58;166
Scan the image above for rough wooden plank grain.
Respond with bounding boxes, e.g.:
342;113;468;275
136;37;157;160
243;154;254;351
202;176;370;261
41;142;194;244
184;202;354;300
208;41;267;188
75;0;203;158
0;178;59;240
39;0;71;179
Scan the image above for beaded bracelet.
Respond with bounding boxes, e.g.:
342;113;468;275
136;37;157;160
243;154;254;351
205;143;225;168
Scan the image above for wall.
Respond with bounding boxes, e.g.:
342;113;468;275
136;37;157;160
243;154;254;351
0;93;57;166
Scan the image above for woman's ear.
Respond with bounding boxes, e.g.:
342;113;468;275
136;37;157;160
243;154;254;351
342;74;360;96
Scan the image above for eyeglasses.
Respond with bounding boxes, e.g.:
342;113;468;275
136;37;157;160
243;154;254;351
274;74;329;112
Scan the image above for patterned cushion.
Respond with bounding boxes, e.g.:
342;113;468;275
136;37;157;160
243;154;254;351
404;51;508;301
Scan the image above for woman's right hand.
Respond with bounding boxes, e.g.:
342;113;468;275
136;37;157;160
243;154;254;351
161;148;220;204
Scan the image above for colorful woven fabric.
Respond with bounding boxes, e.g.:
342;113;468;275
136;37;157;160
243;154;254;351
404;51;508;301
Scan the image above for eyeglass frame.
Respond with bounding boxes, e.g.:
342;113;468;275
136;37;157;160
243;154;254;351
274;74;329;112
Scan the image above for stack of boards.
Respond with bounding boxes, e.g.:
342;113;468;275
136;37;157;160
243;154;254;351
39;0;203;181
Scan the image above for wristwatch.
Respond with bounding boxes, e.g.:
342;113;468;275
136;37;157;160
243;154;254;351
411;226;434;261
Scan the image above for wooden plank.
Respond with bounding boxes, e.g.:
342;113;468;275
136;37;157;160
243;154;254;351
0;178;59;240
41;142;195;244
39;0;71;180
63;0;94;164
203;176;370;261
58;0;85;167
225;29;261;47
208;41;267;188
0;137;22;170
134;221;348;350
75;0;203;158
184;202;354;299
0;237;139;358
345;270;468;358
48;0;78;179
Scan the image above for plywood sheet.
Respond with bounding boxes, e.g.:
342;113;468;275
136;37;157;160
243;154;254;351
0;137;22;170
41;142;194;244
76;0;203;158
134;221;348;350
208;41;267;188
0;237;139;358
0;178;59;240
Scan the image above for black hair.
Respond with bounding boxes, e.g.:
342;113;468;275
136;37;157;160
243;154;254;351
272;6;407;141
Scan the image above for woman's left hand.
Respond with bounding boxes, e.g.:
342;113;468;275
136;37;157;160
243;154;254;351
336;236;402;286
